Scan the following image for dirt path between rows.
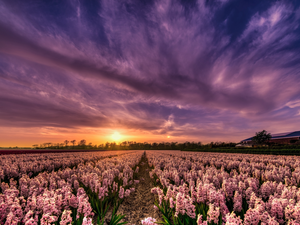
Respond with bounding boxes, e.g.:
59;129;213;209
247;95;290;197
116;151;163;225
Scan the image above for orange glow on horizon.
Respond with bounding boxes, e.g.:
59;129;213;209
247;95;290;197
0;126;245;147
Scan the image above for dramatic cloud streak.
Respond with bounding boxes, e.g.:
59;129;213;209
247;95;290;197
1;0;300;145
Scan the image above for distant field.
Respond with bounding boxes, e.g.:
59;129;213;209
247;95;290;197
182;147;300;155
0;149;105;155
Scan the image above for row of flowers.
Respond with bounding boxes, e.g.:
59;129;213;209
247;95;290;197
147;151;300;225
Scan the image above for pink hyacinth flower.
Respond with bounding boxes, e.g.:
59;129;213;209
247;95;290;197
141;217;156;225
82;216;93;225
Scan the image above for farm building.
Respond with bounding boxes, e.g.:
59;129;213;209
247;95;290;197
241;131;300;145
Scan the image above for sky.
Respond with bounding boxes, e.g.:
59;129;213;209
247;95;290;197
1;0;300;147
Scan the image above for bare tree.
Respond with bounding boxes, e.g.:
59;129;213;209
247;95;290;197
43;143;52;148
70;140;76;148
79;139;86;148
64;140;69;148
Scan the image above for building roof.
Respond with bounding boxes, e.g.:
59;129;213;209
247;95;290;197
242;131;300;142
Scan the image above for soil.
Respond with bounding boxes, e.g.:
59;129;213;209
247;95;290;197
107;151;163;225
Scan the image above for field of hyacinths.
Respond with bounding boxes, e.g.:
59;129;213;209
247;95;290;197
2;150;300;225
0;150;142;225
147;151;300;225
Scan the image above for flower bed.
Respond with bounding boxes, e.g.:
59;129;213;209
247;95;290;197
148;151;300;225
0;150;143;224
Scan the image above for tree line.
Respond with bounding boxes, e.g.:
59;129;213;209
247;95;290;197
32;140;237;150
28;130;300;151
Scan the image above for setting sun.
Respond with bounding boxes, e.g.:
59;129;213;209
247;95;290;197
111;132;122;141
